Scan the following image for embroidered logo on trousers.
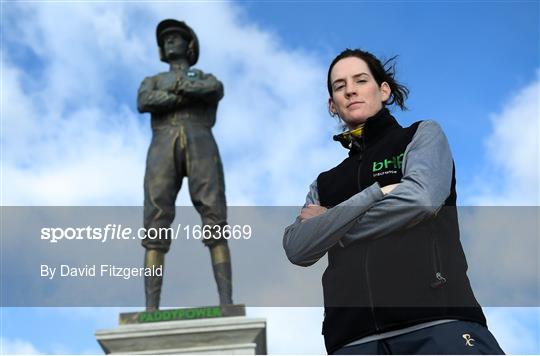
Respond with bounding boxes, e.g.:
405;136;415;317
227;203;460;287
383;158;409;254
462;333;475;347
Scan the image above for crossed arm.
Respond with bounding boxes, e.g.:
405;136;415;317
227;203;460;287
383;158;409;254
179;72;224;103
137;76;182;113
282;120;454;267
137;71;224;114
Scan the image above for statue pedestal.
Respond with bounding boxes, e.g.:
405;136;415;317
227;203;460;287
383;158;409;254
95;306;266;354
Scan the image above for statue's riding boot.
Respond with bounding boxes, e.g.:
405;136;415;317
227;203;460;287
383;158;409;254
144;249;165;311
209;240;233;305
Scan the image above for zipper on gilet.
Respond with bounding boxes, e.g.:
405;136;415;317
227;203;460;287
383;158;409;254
364;244;380;331
430;237;447;289
354;137;379;331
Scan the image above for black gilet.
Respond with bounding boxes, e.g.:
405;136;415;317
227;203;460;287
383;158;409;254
317;109;486;353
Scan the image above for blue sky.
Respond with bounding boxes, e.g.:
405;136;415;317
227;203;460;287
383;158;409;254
242;1;540;196
1;1;539;354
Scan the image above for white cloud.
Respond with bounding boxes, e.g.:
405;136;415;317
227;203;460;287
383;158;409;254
484;307;540;355
54;307;130;326
0;334;99;355
247;307;326;354
2;2;341;207
2;3;151;205
466;74;539;205
0;337;41;354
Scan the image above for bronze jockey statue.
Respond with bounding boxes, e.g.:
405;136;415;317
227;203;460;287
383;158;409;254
137;19;232;311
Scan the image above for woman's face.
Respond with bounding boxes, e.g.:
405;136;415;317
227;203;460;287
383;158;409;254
329;57;390;129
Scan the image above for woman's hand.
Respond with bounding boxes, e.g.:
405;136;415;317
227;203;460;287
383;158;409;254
298;184;398;223
299;204;328;222
381;183;399;195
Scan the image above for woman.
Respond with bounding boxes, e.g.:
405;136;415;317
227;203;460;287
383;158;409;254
283;49;504;354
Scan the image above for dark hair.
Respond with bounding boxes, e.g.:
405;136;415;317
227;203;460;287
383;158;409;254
327;49;409;111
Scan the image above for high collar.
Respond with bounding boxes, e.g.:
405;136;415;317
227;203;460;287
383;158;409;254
333;108;401;154
363;107;401;146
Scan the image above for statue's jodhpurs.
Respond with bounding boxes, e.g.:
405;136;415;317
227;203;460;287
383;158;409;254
138;69;232;310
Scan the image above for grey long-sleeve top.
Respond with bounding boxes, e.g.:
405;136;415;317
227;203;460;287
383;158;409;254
283;120;454;267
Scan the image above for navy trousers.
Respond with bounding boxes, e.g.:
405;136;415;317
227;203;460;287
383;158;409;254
333;321;505;355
